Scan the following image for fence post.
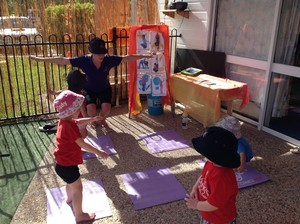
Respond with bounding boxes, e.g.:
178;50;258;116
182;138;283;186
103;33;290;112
112;27;120;107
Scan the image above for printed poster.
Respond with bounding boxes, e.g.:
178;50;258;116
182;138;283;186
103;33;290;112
151;75;166;96
137;73;151;94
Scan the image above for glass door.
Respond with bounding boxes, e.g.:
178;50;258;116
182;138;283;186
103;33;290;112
264;0;300;141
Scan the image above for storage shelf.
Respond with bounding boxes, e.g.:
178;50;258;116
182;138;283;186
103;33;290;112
161;9;190;19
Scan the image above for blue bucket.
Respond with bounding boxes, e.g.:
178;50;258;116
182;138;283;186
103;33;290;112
147;94;164;116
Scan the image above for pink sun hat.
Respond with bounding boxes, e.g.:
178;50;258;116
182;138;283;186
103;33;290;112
53;90;85;119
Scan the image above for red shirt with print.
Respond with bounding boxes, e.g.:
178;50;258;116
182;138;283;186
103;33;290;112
197;161;238;224
54;119;83;166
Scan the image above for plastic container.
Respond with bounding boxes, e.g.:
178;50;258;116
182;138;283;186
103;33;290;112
181;111;189;129
147;94;164;116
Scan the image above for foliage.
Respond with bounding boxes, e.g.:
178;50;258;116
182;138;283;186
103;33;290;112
45;2;95;39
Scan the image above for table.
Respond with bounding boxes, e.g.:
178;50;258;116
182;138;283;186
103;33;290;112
170;73;249;127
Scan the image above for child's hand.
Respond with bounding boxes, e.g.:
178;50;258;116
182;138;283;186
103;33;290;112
97;150;108;159
184;194;198;210
236;164;246;173
30;55;41;62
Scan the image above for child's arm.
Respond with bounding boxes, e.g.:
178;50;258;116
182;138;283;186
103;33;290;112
189;176;201;199
185;195;218;212
236;152;247;172
75;137;108;159
75;115;103;127
80;105;88;118
48;89;63;96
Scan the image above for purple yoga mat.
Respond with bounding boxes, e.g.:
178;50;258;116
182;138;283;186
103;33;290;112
235;163;270;189
82;135;117;159
46;179;111;224
198;160;270;189
140;130;190;154
120;166;187;210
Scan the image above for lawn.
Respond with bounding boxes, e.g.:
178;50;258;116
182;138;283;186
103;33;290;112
0;56;69;119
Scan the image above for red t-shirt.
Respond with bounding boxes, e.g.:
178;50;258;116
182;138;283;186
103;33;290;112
197;161;238;224
54;119;83;166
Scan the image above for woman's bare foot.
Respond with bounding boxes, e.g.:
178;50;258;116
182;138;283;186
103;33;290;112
101;119;109;128
90;121;100;129
75;212;95;223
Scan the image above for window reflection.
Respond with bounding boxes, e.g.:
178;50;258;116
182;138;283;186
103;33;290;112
274;0;300;67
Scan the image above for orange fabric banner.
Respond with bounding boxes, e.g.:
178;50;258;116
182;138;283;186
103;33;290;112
128;24;171;116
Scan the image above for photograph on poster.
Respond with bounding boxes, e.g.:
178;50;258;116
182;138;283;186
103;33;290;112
137;57;151;71
137;73;152;94
150;32;164;52
151;54;165;74
136;30;150;50
151;75;166;96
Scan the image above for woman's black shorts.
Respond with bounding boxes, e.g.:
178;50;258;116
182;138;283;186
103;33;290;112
83;86;112;105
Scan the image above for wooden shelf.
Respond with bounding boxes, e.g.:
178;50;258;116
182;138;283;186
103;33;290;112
161;9;190;19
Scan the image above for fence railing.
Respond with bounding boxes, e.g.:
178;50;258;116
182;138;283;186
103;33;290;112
0;27;179;122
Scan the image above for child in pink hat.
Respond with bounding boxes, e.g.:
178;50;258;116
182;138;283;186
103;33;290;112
53;90;109;223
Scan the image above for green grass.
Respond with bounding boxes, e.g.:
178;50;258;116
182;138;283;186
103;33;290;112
0;121;55;224
0;56;69;119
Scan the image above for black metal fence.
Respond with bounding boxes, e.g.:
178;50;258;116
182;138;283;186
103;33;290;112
0;27;179;123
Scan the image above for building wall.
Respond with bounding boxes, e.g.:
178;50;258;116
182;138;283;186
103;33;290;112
158;0;212;50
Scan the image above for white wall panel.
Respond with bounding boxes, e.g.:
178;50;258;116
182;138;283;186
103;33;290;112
158;0;212;50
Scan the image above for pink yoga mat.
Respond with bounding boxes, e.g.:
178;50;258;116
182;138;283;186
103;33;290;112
198;160;270;189
120;166;187;210
82;135;117;159
46;179;111;224
140;130;190;154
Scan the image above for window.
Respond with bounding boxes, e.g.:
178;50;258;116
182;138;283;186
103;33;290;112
215;0;276;60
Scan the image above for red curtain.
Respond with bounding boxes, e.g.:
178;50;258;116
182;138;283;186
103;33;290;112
128;24;171;116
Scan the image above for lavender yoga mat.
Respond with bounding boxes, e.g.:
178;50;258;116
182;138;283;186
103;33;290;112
46;179;111;224
120;166;187;210
235;163;270;189
82;135;117;159
198;160;270;189
140;130;190;154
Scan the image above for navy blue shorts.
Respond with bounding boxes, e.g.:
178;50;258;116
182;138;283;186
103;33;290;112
55;163;80;184
83;86;112;105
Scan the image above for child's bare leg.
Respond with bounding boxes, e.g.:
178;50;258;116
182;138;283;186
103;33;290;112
66;184;73;204
69;177;95;222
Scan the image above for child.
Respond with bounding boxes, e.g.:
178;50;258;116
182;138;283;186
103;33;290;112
39;70;89;137
66;70;89;137
53;90;109;223
185;127;240;224
215;115;253;172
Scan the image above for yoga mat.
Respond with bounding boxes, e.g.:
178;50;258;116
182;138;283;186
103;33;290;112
82;135;117;159
46;179;111;224
235;163;270;189
140;130;190;153
120;166;187;210
198;160;270;189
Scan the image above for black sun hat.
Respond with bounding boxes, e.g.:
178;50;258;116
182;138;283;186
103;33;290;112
88;37;108;54
192;126;240;168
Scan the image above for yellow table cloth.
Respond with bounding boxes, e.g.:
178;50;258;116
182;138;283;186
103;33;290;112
170;73;249;127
